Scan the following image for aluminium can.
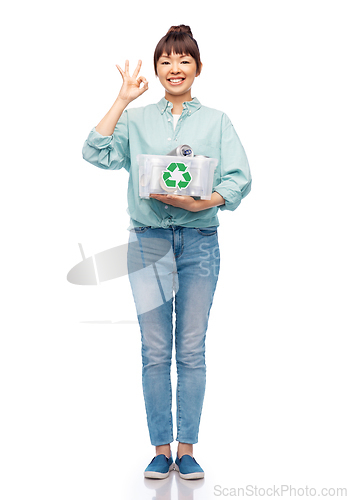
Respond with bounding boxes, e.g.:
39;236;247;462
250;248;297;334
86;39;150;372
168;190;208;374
167;145;194;157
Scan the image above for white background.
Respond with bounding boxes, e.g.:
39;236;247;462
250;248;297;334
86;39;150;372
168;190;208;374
1;0;347;498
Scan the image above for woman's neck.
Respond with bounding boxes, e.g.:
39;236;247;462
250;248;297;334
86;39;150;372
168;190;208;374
164;90;193;114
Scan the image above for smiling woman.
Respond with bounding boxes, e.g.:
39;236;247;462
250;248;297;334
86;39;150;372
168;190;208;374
82;23;252;481
154;26;202;114
156;53;200;110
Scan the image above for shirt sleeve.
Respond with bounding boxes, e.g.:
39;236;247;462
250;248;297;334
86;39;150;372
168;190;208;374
213;113;252;211
82;110;131;171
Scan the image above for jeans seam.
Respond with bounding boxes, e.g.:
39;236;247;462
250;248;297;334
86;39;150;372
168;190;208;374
195;228;217;236
176;228;184;259
169;316;174;442
175;316;181;439
131;226;150;233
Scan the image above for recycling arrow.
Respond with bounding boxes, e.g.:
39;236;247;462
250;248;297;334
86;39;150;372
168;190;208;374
162;162;192;190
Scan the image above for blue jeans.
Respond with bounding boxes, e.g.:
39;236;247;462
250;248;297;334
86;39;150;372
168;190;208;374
127;225;220;446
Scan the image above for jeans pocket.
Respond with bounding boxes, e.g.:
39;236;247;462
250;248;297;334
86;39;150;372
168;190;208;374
130;226;151;233
194;226;218;236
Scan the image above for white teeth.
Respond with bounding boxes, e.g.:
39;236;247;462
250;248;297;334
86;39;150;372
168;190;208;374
169;78;183;83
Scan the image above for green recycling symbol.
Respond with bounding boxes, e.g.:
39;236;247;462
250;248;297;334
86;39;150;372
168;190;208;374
162;162;192;190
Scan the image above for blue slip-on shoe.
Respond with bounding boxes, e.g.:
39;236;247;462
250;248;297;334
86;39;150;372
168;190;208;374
175;454;205;479
144;453;175;479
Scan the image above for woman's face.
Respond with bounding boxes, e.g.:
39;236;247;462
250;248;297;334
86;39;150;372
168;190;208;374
156;52;200;99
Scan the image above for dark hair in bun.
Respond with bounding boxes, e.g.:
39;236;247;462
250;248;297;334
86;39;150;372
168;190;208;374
166;25;193;36
154;25;202;76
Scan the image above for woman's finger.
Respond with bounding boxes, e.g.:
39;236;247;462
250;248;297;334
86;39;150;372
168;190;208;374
115;64;124;77
132;59;142;79
137;75;147;85
125;60;130;76
137;76;148;93
139;80;149;95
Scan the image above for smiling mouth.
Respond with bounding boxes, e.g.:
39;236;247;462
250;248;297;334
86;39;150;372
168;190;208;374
168;78;185;85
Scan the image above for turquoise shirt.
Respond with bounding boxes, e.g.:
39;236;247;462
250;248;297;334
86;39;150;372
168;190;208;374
82;97;252;229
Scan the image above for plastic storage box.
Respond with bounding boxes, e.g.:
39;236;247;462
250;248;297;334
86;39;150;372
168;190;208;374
137;154;218;200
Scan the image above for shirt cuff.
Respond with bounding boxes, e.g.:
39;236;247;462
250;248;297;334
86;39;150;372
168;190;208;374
213;187;242;211
86;127;113;149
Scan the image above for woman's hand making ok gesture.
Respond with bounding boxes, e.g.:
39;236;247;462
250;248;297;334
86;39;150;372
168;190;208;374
116;60;148;105
94;60;148;136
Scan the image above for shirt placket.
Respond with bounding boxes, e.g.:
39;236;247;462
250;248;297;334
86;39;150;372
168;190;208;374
159;103;191;228
164;104;190;146
165;107;175;149
159;105;173;226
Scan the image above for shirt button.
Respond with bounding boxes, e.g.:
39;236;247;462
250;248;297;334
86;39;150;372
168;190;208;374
164;205;168;209
168;138;171;141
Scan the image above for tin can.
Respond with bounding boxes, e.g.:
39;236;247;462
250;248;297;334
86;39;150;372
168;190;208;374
167;145;194;157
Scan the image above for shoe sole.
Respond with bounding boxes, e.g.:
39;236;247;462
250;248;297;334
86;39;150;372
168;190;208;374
144;462;175;479
178;470;205;480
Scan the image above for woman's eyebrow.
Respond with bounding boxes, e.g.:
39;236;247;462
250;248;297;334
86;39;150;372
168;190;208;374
159;54;191;59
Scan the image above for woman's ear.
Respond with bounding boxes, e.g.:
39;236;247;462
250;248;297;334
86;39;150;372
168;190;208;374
196;62;203;77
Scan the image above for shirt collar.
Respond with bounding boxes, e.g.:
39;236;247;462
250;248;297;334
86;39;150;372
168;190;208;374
156;96;201;115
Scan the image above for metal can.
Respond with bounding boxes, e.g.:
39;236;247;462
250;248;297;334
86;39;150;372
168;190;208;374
167;145;194;157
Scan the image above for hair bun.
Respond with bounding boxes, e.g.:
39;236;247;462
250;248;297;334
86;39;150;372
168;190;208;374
166;25;193;37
